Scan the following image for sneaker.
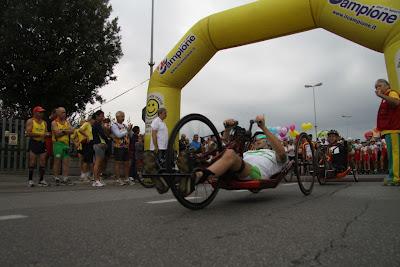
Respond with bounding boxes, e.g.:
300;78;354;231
92;180;105;187
54;177;61;186
116;179;126;186
179;176;194;197
180;170;205;196
28;180;35;187
62;177;75;186
38;180;49;187
153;177;169;194
127;177;135;185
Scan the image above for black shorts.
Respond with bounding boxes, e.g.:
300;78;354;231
29;140;46;155
82;142;94;163
114;147;129;162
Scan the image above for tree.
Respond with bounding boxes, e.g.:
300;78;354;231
0;0;123;119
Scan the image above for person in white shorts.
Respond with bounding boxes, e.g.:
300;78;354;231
181;115;287;195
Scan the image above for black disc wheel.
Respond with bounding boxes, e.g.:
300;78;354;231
166;113;223;210
295;133;316;195
316;146;327;185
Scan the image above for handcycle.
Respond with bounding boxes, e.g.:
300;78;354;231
316;142;358;185
143;113;317;210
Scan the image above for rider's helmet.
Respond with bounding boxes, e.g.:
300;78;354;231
327;129;339;136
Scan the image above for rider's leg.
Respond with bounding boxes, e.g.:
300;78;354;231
197;149;252;179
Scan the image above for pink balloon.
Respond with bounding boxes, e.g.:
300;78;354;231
289;124;296;131
279;132;286;138
280;127;288;135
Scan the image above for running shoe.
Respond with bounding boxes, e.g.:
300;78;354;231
62;177;75;186
54;177;61;186
38;180;49;187
127;177;136;185
116;179;127;186
92;180;105;187
28;180;35;187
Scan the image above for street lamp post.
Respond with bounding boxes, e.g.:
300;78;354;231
149;0;155;77
341;115;352;138
305;82;323;140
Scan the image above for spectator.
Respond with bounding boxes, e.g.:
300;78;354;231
111;111;132;186
369;139;378;174
354;139;362;173
129;126;140;183
71;119;86;181
190;134;201;152
45;108;57;159
78;116;95;182
92;110;110;187
179;134;188;151
375;79;400;185
150;107;168;162
102;117;112;178
135;134;145;177
25;106;50;187
361;142;370;174
286;139;295;162
52;107;75;185
150;107;169;193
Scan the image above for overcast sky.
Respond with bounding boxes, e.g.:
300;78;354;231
87;0;388;140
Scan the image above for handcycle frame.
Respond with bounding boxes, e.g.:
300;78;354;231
143;113;317;210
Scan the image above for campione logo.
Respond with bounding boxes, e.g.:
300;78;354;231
328;0;399;24
157;34;197;75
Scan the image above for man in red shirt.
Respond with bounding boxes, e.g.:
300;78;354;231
375;79;400;186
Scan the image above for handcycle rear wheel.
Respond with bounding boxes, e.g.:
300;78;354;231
166;113;223;210
295;133;316;195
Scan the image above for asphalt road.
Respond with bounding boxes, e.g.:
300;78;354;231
0;176;399;266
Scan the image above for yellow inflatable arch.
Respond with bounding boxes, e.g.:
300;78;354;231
144;0;400;148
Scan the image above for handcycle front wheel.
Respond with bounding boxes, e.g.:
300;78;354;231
166;113;223;210
295;132;316;195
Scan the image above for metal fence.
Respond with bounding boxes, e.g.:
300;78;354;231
0;118;28;171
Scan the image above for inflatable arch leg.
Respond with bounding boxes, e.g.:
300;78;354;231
384;41;400;91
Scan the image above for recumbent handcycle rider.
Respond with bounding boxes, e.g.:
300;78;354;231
153;115;288;195
326;129;351;177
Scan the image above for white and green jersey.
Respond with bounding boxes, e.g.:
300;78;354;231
243;149;285;180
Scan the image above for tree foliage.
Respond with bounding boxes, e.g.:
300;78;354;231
0;0;123;119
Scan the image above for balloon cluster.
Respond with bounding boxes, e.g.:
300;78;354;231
260;122;314;141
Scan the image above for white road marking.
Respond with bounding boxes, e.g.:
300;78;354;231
232;190;249;193
0;215;28;221
146;197;201;204
282;183;298;186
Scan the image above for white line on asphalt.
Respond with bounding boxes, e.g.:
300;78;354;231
0;215;28;221
146;197;201;204
282;183;298;186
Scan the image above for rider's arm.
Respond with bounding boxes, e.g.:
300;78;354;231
222;119;237;145
256;115;287;163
